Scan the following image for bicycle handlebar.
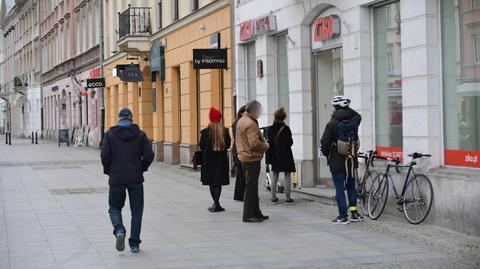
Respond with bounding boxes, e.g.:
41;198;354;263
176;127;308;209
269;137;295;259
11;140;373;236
407;152;432;160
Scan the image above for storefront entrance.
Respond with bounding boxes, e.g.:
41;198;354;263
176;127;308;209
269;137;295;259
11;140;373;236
314;47;343;186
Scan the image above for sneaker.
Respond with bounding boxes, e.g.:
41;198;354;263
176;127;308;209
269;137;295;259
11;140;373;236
285;198;294;204
115;232;125;252
130;246;140;253
351;212;364;222
331;216;350;225
271;197;279;203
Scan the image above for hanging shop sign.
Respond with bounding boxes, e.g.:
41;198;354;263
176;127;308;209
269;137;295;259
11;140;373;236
86;78;105;88
210;32;221;49
311;8;342;50
150;40;165;81
239;15;277;41
116;64;144;82
90;67;101;78
193;49;228;69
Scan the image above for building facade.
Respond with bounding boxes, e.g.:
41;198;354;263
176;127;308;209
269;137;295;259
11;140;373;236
235;0;480;235
40;0;102;146
0;0;41;138
103;0;233;164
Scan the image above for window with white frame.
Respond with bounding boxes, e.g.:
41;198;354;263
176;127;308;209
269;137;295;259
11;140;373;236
473;35;480;64
245;43;256;101
374;1;403;159
442;0;480;167
275;33;289;117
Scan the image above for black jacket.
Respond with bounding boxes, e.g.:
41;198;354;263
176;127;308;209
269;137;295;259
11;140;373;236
101;124;154;185
266;122;296;173
199;126;231;186
320;107;361;174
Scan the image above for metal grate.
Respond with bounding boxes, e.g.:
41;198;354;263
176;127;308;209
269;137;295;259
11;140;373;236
50;187;108;195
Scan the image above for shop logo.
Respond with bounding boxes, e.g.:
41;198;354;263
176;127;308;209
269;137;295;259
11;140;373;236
313;15;341;42
465;154;478;164
86;78;105;88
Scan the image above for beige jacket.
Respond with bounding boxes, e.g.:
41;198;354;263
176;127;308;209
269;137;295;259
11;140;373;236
235;113;268;162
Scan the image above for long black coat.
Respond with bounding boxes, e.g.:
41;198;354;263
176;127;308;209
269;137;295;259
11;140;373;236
199;126;231;186
266;122;296;173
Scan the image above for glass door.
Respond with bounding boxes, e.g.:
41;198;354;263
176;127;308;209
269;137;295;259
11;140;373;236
315;47;343;186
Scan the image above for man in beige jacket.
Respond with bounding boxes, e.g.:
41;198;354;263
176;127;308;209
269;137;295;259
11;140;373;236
236;100;270;222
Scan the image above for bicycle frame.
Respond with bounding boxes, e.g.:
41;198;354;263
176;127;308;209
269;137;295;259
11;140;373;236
383;161;416;200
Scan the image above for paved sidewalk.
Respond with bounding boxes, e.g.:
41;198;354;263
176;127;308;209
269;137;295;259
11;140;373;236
0;139;479;269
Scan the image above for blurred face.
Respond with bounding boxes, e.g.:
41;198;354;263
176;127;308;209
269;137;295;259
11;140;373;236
251;105;262;119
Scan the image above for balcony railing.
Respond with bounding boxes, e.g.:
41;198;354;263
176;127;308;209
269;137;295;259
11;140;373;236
118;6;151;40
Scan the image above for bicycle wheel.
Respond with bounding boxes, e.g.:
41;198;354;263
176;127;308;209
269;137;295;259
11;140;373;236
359;170;377;216
368;173;389;220
403;174;433;224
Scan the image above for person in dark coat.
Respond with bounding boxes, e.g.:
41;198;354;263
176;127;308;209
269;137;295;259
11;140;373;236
232;105;247;201
320;96;362;225
101;108;154;253
199;107;232;212
266;107;296;204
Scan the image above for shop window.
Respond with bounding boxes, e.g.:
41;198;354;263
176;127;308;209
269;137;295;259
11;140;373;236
374;1;403;159
442;0;480;168
275;33;289;118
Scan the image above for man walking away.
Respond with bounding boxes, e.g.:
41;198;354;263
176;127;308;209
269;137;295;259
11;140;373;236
101;108;154;253
320;96;363;224
236;100;270;223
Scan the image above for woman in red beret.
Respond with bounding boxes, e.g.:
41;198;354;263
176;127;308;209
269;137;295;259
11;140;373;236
199;107;231;212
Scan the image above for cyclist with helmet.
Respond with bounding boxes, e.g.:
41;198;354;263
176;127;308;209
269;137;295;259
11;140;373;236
320;96;363;224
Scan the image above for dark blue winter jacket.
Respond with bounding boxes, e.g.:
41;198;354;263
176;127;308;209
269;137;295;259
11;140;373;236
101;124;154;185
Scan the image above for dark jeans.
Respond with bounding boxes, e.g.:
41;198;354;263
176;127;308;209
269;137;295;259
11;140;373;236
242;161;263;220
108;183;144;247
332;173;357;218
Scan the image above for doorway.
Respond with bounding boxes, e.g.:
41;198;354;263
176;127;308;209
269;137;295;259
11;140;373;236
314;47;343;186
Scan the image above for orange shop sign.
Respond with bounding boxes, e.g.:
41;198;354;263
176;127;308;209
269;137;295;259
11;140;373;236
376;146;403;161
444;149;480;168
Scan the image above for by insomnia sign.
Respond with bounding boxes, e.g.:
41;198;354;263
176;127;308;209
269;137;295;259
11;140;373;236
193;49;228;69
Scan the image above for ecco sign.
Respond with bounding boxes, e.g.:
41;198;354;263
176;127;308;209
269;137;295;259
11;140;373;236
86;78;105;88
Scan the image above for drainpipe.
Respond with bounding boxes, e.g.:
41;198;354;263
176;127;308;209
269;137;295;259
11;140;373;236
39;0;44;139
99;0;105;148
230;0;236;117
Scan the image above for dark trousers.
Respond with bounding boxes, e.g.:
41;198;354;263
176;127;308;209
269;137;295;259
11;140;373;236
233;162;246;201
242;161;263;220
209;185;222;203
108;183;144;247
331;173;357;218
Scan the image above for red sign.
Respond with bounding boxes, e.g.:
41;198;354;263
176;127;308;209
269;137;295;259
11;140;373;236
240;20;255;41
255;15;277;35
313;15;341;42
376;146;403;161
445;149;480;168
90;67;101;78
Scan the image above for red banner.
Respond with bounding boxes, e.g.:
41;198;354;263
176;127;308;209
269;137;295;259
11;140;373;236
445;149;480;168
376;146;403;161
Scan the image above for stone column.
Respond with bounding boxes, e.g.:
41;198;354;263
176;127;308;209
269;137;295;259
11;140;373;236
401;0;441;167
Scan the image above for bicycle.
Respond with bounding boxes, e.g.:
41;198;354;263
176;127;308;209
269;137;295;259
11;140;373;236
367;152;434;224
355;150;378;215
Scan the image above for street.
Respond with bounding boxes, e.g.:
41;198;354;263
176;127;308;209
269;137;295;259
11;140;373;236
0;140;479;269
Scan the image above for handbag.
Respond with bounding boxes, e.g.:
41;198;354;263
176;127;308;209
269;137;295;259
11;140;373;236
192;150;203;170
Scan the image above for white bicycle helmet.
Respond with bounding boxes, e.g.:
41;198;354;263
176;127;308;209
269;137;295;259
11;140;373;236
331;95;350;108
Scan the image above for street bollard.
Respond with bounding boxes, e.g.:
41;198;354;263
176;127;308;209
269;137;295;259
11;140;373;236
5;133;7;144
32;132;34;144
35;132;38;144
8;133;11;145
